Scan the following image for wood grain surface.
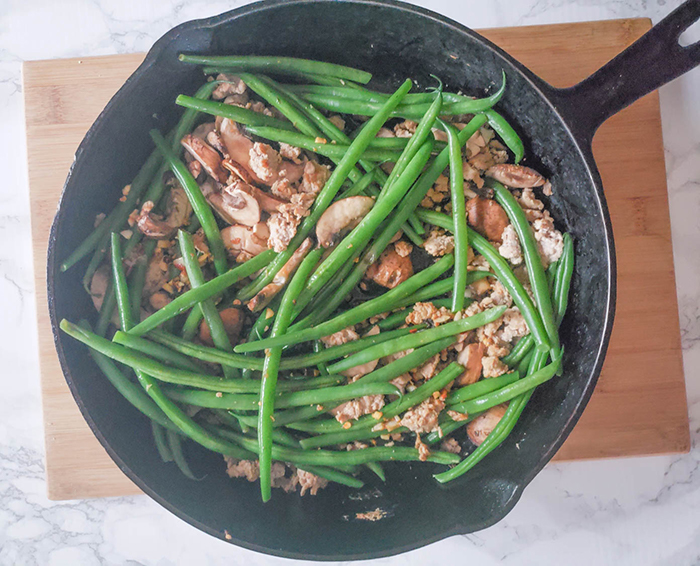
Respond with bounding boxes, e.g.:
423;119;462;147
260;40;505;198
24;18;689;501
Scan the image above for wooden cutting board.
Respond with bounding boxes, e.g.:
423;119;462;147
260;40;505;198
24;18;689;501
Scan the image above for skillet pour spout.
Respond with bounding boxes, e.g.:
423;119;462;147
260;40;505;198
47;0;700;560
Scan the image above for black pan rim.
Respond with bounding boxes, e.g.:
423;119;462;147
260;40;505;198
46;0;616;560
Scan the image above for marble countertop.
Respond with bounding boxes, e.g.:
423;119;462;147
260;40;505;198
2;0;699;564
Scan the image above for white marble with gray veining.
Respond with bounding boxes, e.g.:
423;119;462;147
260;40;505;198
1;0;699;564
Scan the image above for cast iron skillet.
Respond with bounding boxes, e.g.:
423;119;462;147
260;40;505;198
47;0;700;560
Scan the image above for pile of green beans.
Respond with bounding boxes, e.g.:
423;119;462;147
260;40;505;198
59;55;574;498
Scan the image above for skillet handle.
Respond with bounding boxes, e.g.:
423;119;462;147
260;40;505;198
553;0;700;144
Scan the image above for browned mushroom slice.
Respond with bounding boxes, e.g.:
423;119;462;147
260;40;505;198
181;134;228;183
135;185;193;239
227;179;287;214
316;196;374;248
247;237;314;312
466;196;509;243
456;343;485;386
217;118;267;185
365;245;413;289
221;223;270;263
191;122;216;141
485;164;546;188
222;158;257;185
467;404;508;445
89;265;110;311
199;307;245;346
218;182;262;227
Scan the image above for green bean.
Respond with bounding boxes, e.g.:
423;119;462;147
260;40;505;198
364;462;386;482
112;331;205;373
110;233;133;331
180;307;204;341
128;250;274;336
327;307;506;375
491;181;559;358
383;90;442;191
304;115;488;325
554;233;574;326
152;422;174;462
301;141;433;305
299;363;463;448
243;125;401;162
258;248;322;501
394;271;490;309
178;230;237;379
237;79;413;302
236;254;454;353
131;368;253;458
258;405;328;428
63;320;326;393
204;67;367;89
484;109;524;163
179;55;373;84
376;309;408;331
446;372;520;406
338;168;377;199
286;84;491;106
174;95;294;130
241;302;277;379
216;428;460;467
95;280;117;337
449;357;560;415
149;131;227;276
442;122;468;312
168;380;396;411
434;351;549;483
423;414;478;445
314;340;330;376
84;327;177;431
298;73;505;120
167;430;199;480
128;239;157;321
501;335;534;367
415;208;551;351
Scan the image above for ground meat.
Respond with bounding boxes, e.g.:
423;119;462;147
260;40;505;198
405;302;453;327
463;160;485;188
300;160;331;195
499;224;523;265
270;462;299;493
421;175;449;208
394;120;418;138
279;142;302;163
394;240;413;258
297;469;329;496
321;327;359;348
440;437;462;454
423;229;455;256
266;193;315;252
212;73;246;100
448;409;471;422
376;127;395;138
497;308;529;344
488;280;513;307
365;246;413;289
270;177;296;200
518;188;547;222
225;458;259;482
470;254;491;272
482;356;509;378
401;396;445;434
248;142;282;183
332;395;385;423
533;216;564;267
415;435;431;462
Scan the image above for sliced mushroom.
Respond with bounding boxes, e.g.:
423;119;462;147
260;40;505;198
89;265;110;312
191;122;216;141
456;343;485;386
149;291;171;311
316;196;374;248
199;307;244;346
365;245;414;289
467;404;508;446
136;185;193;239
229;179;287;213
466;196;509;243
222;157;256;185
217;118;267;185
247;238;314;312
486;164;546;188
219;182;261;226
144;250;169;297
221;223;270;263
181;134;228;183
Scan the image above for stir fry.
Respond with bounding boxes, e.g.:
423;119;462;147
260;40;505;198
59;55;573;501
